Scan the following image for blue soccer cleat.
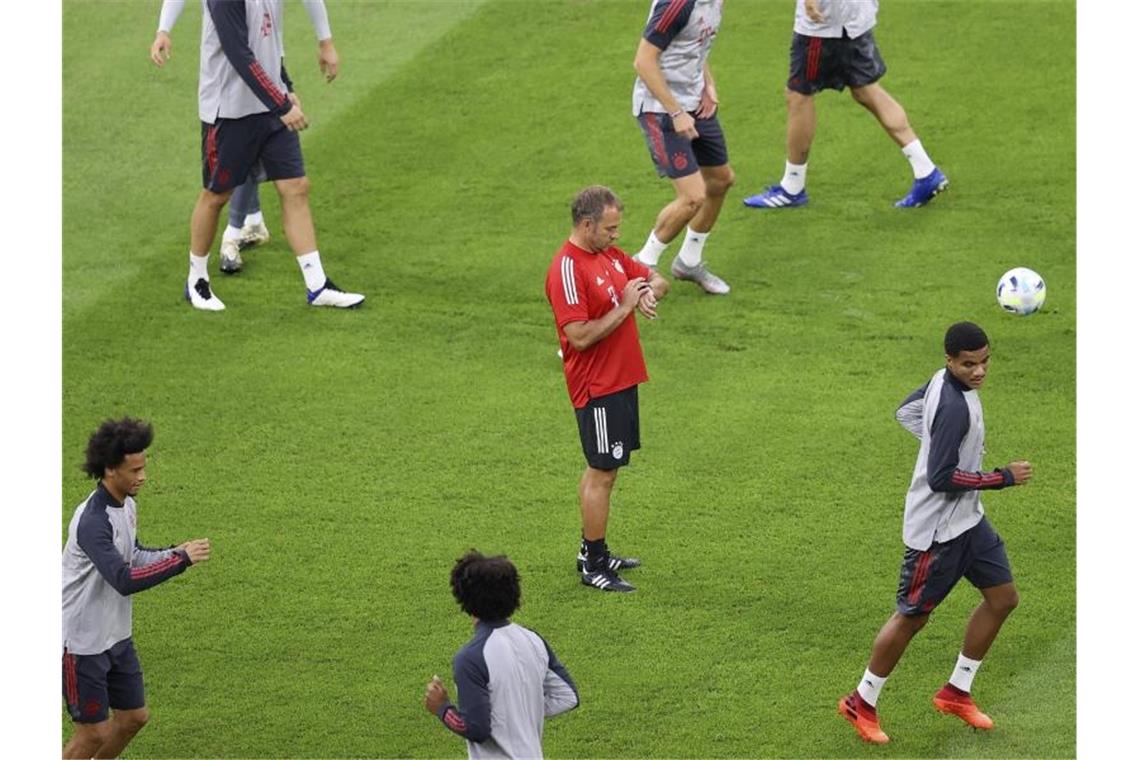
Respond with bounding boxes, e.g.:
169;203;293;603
742;184;809;209
895;167;949;208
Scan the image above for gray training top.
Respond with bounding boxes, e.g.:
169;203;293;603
632;0;724;116
62;483;190;655
435;620;579;759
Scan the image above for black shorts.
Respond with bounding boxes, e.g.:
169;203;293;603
201;112;305;193
637;110;729;179
896;517;1014;617
63;638;146;724
575;386;641;470
787;30;887;94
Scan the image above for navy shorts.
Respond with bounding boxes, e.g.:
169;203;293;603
787;30;887;94
63;638;146;724
201;111;305;193
575;386;641;470
896;517;1014;617
637;110;730;179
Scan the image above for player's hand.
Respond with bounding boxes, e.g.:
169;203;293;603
636;288;658;320
671;111;699;141
150;31;172;67
318;39;339;82
1006;460;1033;485
179;539;211;565
288;92;302;109
280;104;309;132
805;0;826;23
424;675;449;714
695;84;719;119
621;277;650;313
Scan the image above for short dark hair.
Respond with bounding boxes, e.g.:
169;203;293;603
571;185;623;226
450;550;521;621
83;417;154;479
944;321;989;357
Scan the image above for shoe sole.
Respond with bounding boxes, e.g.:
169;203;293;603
837;697;889;744
742;198;808;209
219;264;242;275
932;698;993;729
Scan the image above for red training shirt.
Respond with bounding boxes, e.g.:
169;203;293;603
545;240;651;409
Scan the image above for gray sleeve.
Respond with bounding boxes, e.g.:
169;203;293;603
300;0;332;40
895;381;929;439
158;0;186;33
541;638;579;717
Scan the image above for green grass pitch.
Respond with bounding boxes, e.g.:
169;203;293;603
61;1;1074;756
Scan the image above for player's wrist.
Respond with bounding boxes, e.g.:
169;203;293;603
669;108;684;119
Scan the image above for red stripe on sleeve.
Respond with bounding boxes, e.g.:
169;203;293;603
443;707;467;733
130;554;184;580
249;61;287;106
655;0;689;33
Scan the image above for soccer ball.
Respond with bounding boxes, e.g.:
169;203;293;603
996;267;1046;315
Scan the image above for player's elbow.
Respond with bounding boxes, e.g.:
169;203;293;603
926;472;953;493
465;723;493;743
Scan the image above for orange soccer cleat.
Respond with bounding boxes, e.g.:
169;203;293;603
932;684;995;730
838;691;889;744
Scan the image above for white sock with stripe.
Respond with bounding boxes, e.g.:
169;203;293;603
188;251;209;284
636;230;669;266
781;161;807;194
296;251;326;291
676;228;708;267
902;139;936;179
948;652;982;693
243;210;264;227
856;668;887;707
222;224;243;242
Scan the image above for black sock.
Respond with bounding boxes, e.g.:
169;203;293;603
584;538;607;570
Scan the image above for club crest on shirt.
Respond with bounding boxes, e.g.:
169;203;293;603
261;11;273;38
596;275;605;286
611;259;625;274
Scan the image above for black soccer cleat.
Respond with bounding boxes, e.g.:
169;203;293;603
576;551;642;574
580;568;636;593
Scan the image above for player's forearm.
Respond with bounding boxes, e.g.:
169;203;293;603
436;703;492;742
562;307;634;352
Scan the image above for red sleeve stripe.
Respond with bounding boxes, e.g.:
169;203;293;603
130;554;184;580
950;470;1005;489
249;61;288;106
443;707;467;733
655;0;689;33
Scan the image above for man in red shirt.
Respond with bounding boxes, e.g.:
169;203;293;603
545;186;669;593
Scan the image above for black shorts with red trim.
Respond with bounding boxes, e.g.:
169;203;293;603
63;637;146;724
201;112;305;193
575;385;641;470
787;30;887;95
636;110;729;179
895;516;1014;617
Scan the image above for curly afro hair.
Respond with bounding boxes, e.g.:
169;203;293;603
449;550;521;621
83;417;153;479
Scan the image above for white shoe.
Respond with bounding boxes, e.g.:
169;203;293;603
219;237;243;274
239;221;270;249
186;278;226;311
669;257;730;295
307;278;365;308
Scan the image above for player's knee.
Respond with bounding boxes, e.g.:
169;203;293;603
80;720;115;748
900;611;929;634
679;190;706;214
994;587;1020;616
121;708;150;734
707;168;736;197
278;176;310;199
785;89;811;111
200;188;232;209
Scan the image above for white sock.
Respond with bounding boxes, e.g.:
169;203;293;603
676;227;709;267
296;250;327;291
635;230;669;266
781;161;807;194
948;652;982;693
902;139;936;179
188;251;209;284
856;668;888;707
243;211;264;227
222;224;243;242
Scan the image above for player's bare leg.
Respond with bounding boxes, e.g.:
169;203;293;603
93;707;149;759
579;466;618;542
962;582;1019;659
849;83;916;147
786;89;817;164
274;176;318;256
651;172;706;246
63;721;113;759
668;165;733;294
689;164;736;234
274;176;364;307
190;188;235;257
867;611;929;677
